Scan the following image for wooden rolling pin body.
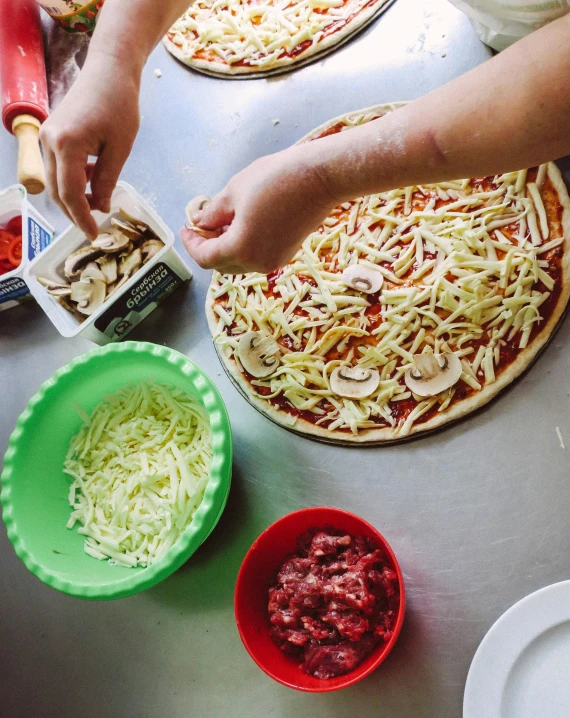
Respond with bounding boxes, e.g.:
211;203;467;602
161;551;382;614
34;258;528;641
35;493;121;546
0;0;49;194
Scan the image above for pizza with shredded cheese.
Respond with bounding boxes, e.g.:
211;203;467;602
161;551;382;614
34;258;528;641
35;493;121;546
205;104;570;443
163;0;394;77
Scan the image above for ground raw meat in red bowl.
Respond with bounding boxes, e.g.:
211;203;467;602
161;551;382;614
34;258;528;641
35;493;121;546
268;527;401;679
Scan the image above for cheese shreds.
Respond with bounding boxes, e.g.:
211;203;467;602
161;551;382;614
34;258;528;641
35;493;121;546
65;381;213;567
527;182;549;241
210;120;562;438
166;0;389;72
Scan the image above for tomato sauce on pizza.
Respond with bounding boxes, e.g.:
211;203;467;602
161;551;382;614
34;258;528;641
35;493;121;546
165;0;393;76
206;106;570;442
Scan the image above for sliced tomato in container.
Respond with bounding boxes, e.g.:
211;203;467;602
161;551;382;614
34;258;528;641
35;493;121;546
0;229;13;248
7;235;22;268
0;232;12;275
0;218;23;273
6;216;22;235
0;258;13;275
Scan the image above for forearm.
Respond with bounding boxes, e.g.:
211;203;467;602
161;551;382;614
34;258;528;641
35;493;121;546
84;0;191;77
40;0;191;233
307;14;570;202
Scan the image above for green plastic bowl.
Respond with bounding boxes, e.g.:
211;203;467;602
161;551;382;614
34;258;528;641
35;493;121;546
1;341;232;600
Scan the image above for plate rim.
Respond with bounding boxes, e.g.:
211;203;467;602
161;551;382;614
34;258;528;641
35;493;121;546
463;580;570;717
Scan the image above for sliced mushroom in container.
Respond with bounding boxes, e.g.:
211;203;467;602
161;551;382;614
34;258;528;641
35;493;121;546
342;264;384;294
109;273;131;296
111;217;142;241
70;279;93;303
119;247;143;278
404;351;462;397
141;239;164;263
36;277;72;296
57;295;85;321
70;277;106;316
98;255;118;284
237;331;281;378
64;246;103;279
330;366;380;399
48;210;165;323
185;195;220;239
92;229;131;253
80;262;106;283
119;208;151;234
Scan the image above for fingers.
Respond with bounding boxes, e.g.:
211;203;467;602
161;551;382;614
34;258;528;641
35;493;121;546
85;161;95;185
180;225;275;274
86;162;99;209
181;226;251;272
89;142;130;214
41;123;98;236
85;162;100;210
195;193;234;230
43;146;69;220
56;150;98;238
180;227;233;269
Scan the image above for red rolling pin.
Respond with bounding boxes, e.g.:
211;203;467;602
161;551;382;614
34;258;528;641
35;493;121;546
0;0;49;194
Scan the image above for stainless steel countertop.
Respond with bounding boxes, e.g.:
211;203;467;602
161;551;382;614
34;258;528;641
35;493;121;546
1;1;569;716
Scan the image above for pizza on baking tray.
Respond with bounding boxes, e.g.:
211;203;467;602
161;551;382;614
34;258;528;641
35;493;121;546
205;104;570;443
163;0;394;77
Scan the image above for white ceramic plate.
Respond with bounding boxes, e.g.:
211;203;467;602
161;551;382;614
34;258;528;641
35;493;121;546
463;580;570;718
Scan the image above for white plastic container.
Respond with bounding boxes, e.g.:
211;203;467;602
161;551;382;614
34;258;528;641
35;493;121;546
0;184;54;312
448;0;569;50
25;182;192;345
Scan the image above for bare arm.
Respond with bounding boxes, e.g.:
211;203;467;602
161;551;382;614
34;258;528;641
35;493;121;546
183;15;570;273
87;0;189;66
41;0;190;238
311;14;570;201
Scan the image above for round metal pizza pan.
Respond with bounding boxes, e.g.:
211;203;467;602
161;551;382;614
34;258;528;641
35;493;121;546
163;0;397;80
212;301;569;446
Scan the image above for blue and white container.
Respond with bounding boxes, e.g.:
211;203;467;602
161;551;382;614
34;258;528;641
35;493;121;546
25;182;192;345
0;184;54;312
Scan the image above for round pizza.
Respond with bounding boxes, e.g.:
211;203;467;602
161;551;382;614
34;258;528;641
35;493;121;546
163;0;395;77
206;104;570;444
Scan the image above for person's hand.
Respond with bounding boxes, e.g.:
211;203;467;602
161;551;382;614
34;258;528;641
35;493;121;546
180;146;337;274
40;52;140;239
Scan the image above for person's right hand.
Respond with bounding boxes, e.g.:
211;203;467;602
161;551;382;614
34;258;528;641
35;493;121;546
181;146;337;274
40;52;140;239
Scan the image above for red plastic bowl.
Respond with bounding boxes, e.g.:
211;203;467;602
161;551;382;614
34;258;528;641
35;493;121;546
234;507;405;692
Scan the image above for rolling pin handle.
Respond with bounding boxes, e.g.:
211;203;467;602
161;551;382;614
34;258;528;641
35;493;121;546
12;114;46;195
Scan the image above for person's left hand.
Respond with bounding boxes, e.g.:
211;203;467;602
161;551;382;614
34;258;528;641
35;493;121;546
180;146;337;274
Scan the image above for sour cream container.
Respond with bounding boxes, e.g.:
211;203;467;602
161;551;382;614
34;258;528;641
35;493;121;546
0;184;54;312
25;182;192;345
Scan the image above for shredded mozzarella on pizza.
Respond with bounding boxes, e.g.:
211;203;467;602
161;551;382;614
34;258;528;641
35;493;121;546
209;122;563;437
167;0;384;70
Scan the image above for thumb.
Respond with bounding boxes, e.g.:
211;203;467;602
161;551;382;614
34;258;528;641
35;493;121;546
196;193;234;230
180;225;234;270
90;142;130;214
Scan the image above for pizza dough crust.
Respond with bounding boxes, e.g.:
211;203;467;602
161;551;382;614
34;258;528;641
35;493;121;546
206;104;570;444
163;0;395;79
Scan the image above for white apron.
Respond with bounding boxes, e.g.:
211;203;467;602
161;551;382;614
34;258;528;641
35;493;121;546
448;0;570;50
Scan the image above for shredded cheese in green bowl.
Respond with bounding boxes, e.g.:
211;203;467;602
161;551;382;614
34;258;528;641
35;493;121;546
0;342;232;599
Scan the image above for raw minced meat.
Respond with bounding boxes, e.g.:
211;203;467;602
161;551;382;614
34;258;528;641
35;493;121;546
268;527;400;679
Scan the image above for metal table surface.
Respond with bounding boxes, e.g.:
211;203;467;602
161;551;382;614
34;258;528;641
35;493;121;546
1;1;569;716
